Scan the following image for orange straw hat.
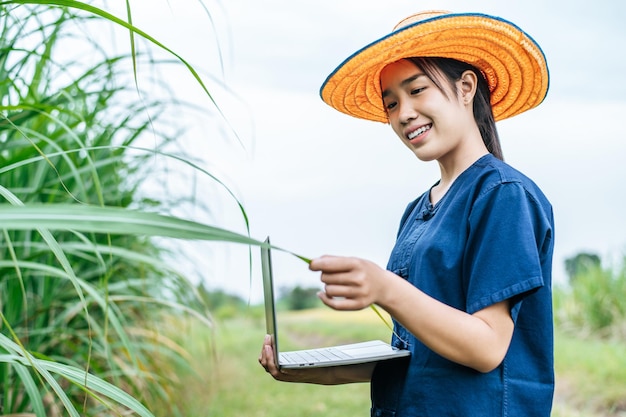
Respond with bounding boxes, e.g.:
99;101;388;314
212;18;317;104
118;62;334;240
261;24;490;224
320;10;549;123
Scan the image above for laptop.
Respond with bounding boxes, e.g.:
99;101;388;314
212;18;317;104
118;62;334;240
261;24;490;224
261;237;410;369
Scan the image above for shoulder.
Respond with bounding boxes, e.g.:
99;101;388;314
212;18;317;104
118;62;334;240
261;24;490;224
470;155;552;208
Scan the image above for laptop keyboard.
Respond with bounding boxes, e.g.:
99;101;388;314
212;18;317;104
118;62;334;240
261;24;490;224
280;347;353;365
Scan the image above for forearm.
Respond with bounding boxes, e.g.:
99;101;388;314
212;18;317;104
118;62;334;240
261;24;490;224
310;256;513;373
378;272;513;373
300;362;376;385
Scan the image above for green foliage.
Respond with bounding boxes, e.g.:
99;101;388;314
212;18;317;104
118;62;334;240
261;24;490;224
0;3;220;416
196;284;248;319
554;330;626;414
279;285;322;311
555;253;626;340
564;252;602;284
0;1;311;416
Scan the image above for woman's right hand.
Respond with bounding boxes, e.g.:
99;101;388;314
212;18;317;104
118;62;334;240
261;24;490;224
258;334;375;385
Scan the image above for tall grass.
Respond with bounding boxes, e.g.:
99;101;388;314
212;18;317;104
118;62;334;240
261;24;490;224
554;255;626;340
0;2;281;416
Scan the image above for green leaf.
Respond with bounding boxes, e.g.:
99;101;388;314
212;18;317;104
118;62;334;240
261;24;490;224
0;203;309;260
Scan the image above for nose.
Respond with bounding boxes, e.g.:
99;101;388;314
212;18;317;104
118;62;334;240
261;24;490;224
397;99;418;125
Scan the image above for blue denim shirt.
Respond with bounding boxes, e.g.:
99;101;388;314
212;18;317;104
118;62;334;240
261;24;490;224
371;154;555;417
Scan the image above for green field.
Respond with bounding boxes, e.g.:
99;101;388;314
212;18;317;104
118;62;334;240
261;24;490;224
172;307;626;417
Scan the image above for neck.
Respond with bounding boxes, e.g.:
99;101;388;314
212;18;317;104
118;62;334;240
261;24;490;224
431;132;488;205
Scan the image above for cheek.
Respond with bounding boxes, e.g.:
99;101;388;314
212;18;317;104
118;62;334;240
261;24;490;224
392;126;403;142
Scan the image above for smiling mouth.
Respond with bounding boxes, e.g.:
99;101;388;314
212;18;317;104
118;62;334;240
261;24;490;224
407;124;431;140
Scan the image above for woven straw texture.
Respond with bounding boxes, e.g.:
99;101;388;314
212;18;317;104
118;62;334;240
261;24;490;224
320;12;549;123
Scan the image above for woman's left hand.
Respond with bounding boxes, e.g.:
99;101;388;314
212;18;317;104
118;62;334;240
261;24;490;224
309;255;391;311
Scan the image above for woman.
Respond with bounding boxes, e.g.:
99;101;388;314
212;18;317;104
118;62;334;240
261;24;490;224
259;10;555;416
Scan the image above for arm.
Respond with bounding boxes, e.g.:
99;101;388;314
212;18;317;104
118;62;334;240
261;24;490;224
312;256;514;373
258;334;375;384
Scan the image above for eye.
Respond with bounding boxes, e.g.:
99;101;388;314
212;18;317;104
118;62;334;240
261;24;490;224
384;100;397;111
410;87;426;95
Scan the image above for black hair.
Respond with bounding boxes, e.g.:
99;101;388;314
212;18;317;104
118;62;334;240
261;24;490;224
407;57;503;161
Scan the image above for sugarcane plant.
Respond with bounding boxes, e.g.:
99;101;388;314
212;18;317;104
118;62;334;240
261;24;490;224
0;1;273;415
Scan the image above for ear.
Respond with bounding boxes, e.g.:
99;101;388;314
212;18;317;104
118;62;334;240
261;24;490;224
458;70;478;105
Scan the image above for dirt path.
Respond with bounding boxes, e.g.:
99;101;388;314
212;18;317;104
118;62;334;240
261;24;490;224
553;377;626;417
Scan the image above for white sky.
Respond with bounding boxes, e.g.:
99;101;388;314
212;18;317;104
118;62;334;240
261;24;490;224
104;0;626;301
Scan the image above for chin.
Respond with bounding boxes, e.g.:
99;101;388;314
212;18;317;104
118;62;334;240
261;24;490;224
413;150;437;162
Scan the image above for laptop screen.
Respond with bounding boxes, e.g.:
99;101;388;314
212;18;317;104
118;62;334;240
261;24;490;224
261;237;281;363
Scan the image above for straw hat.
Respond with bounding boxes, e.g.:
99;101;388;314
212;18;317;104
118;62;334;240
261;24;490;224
320;10;549;123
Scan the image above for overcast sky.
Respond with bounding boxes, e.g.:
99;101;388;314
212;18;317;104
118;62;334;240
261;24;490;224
119;0;626;301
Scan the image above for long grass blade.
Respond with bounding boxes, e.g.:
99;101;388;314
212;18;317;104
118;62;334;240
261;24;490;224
0;333;80;417
0;347;155;417
1;0;233;133
0;203;307;259
11;361;46;417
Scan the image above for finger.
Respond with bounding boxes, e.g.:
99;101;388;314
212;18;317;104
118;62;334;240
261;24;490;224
259;336;267;361
310;256;354;273
318;290;364;311
320;271;350;285
323;283;355;299
264;345;277;370
259;335;274;368
261;344;281;376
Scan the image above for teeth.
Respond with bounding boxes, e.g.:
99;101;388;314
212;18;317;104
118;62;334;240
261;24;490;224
408;124;431;140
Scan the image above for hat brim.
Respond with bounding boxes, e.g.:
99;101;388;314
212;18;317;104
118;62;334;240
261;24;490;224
320;12;549;123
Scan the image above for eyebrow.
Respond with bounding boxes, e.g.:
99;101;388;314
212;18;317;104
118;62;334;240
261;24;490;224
381;73;428;99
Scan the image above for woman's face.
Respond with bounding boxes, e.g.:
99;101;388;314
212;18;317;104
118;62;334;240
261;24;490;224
380;59;475;162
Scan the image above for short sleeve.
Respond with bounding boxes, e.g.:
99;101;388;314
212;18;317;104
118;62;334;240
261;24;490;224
464;181;551;319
